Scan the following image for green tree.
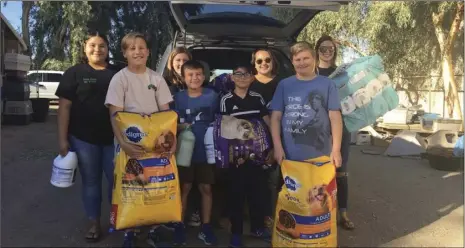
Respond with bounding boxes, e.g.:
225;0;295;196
299;1;463;119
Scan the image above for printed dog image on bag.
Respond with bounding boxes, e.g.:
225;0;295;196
153;130;175;154
110;111;182;231
307;184;331;216
272;157;338;247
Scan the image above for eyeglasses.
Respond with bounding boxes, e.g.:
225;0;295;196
319;46;335;54
255;58;272;65
232;72;252;78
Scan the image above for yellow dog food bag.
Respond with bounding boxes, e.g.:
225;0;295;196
110;111;182;230
272;156;338;247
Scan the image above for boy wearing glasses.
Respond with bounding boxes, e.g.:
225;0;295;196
220;64;272;247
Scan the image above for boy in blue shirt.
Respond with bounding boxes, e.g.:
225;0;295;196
172;60;219;246
270;41;343;167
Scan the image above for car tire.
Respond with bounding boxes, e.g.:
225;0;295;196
31;98;50;122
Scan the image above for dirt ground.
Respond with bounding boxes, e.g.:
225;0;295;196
1;114;463;247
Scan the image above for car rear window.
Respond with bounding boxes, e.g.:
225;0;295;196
180;4;302;26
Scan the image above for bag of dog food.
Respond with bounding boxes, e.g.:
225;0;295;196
213;114;273;168
272;156;338;247
110;111;182;230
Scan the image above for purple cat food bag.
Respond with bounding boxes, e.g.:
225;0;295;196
213;114;273;168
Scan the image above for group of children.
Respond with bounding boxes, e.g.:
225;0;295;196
104;32;279;248
103;32;343;248
174;60;275;247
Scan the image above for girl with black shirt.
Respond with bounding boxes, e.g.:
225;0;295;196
55;31;119;242
248;48;284;229
249;49;283;107
315;35;355;230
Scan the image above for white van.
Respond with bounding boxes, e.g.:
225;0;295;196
27;70;64;100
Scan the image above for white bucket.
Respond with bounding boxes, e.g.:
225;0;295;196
51;151;78;188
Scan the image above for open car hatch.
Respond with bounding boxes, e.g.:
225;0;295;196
169;1;341;41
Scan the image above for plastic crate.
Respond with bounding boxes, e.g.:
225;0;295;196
3;100;33;125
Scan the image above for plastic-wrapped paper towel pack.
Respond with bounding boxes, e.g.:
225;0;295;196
329;55;399;132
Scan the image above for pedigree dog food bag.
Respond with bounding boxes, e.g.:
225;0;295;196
272;156;338;247
110;111;182;230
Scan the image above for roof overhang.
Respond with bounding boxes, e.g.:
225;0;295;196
1;12;27;51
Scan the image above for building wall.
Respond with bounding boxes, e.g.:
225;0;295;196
2;22;25;54
1;18;26;86
1;19;4;87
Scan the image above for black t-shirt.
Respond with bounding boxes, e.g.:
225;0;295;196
55;63;119;145
317;66;336;77
220;90;268;119
249;75;283;107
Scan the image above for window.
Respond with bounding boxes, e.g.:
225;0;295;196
43;73;62;82
26;73;43;82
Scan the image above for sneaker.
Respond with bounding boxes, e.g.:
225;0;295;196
146;227;162;247
122;232;135;248
198;223;217;245
251;228;271;243
229;234;243;248
264;216;274;229
188;211;201;227
161;222;177;231
174;223;187;246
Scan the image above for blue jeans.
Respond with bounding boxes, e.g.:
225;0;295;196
69;135;114;220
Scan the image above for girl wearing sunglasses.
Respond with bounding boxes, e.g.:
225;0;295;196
250;49;282;107
315;35;355;231
316;35;338;77
248;48;284;230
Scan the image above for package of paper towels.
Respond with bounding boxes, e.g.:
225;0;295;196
329;55;399;132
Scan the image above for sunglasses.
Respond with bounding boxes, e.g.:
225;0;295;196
319;46;335;54
232;72;252;78
255;58;272;65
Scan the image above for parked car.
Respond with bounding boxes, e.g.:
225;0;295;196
156;1;342;79
27;70;64;101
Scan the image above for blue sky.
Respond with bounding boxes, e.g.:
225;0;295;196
1;1;22;33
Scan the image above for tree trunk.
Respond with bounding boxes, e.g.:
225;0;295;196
432;2;464;120
333;38;367;56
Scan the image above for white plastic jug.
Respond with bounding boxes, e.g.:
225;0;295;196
175;127;195;167
204;125;215;164
51;151;78;188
